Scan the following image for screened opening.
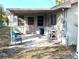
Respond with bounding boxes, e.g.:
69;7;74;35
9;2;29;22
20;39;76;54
51;15;56;25
28;17;34;25
37;16;44;26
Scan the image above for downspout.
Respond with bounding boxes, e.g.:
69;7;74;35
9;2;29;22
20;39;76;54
64;9;68;46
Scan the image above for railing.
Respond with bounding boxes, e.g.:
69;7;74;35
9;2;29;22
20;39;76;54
14;26;25;34
18;18;26;26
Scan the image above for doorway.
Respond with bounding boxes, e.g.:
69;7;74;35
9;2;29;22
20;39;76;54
28;17;35;34
37;16;44;35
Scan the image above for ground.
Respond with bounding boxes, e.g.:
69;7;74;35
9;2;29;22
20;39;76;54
0;45;76;59
0;27;10;47
0;26;77;59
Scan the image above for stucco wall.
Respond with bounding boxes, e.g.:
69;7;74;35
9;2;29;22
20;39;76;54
65;3;78;45
56;3;78;45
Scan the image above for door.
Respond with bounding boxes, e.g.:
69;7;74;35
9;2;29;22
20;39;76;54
37;16;44;35
28;17;35;34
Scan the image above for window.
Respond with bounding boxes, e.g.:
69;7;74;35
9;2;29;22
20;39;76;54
37;16;44;26
28;17;34;25
51;15;56;25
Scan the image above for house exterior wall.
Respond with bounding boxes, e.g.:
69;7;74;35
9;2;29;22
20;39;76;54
65;3;78;45
56;3;78;45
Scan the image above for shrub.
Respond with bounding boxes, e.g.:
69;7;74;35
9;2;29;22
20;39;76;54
58;45;65;49
69;44;77;52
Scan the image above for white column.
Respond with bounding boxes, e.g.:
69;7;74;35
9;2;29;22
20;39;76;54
7;13;14;44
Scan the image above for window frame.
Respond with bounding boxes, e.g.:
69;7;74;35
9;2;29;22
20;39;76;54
28;16;34;25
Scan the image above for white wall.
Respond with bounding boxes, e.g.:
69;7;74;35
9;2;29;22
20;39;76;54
56;11;66;45
52;0;78;45
65;3;78;45
56;3;78;45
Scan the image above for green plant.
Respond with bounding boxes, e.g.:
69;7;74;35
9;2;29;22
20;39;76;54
56;0;64;5
69;44;76;48
57;45;66;50
58;45;65;48
69;44;77;51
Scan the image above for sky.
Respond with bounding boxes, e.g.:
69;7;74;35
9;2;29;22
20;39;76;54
0;0;55;8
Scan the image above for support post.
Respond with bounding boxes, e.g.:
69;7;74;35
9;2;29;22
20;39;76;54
10;27;13;44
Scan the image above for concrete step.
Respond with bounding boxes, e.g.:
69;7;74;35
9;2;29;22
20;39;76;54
11;34;48;45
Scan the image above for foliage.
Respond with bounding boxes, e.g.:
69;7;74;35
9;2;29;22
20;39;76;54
69;44;77;51
57;45;65;50
0;6;8;27
0;13;8;22
56;0;64;5
0;6;8;22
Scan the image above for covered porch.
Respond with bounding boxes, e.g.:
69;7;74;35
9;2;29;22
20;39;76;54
8;9;57;36
7;8;59;45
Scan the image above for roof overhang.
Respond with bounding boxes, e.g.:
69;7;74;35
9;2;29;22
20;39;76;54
51;1;71;12
6;8;53;14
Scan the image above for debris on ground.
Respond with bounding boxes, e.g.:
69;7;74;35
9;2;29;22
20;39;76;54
0;45;76;59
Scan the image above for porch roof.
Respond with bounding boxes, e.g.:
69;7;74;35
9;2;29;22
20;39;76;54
6;8;53;14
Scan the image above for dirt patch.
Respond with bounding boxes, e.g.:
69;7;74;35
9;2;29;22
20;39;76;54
0;27;10;47
2;46;74;59
0;47;24;59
